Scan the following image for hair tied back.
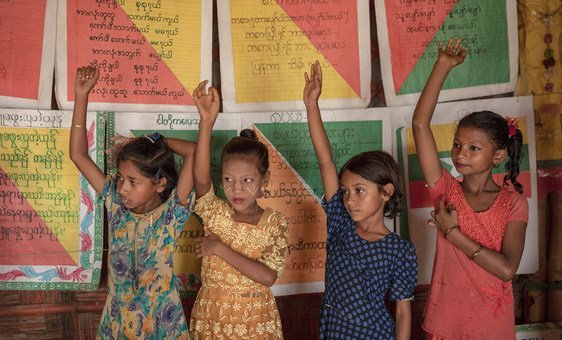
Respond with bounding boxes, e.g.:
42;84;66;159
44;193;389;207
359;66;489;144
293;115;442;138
506;117;519;138
144;132;162;143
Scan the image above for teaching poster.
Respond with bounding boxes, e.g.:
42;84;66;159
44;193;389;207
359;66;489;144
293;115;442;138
375;0;518;106
392;96;538;284
56;0;213;112
107;111;240;297
0;0;56;109
0;109;104;290
243;109;392;295
218;0;371;112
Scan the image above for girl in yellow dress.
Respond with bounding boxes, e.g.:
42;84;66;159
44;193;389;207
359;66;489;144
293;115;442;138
189;81;289;339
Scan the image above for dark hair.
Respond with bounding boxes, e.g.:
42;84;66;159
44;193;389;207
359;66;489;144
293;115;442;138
115;133;178;201
338;151;404;219
457;111;524;194
221;129;269;175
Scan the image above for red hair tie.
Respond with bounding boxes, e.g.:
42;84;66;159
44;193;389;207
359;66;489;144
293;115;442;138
506;117;519;138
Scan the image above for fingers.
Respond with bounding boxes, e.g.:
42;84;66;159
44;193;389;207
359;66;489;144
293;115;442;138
76;66;98;82
304;72;310;83
315;60;322;81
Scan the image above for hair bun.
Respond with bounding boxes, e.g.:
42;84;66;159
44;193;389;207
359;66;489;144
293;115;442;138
239;128;258;140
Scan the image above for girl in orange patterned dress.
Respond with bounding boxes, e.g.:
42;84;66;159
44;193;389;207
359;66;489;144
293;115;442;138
188;81;288;339
412;39;528;339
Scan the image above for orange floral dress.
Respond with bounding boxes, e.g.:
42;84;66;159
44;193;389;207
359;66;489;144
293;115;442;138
189;188;288;339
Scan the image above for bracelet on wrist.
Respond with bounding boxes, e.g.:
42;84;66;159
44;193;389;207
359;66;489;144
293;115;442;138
470;245;484;260
443;225;460;238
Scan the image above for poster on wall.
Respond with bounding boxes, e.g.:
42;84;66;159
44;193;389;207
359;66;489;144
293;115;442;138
243;108;392;295
375;0;518;107
218;0;371;112
0;109;104;290
392;96;538;284
107;111;240;297
0;0;56;109
56;0;213;112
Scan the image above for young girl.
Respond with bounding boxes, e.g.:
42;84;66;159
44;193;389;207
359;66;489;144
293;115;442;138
304;61;418;339
412;39;528;339
70;66;196;339
188;81;288;339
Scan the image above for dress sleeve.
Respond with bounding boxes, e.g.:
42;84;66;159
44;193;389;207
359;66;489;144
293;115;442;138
102;176;117;211
194;184;229;224
321;188;349;236
389;240;419;301
427;168;456;209
507;193;529;224
258;211;289;278
169;189;195;232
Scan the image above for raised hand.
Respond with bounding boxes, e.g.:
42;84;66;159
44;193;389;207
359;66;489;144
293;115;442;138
436;38;466;69
303;60;323;107
193;80;220;124
75;66;99;97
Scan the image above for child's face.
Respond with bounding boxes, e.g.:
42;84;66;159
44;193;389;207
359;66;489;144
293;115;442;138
451;127;505;177
340;170;390;224
117;159;165;214
221;156;267;214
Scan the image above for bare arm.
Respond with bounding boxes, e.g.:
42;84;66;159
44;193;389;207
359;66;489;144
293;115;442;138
192;81;220;198
412;38;466;187
395;300;412;340
431;199;527;281
69;66;106;195
165;138;196;205
196;229;278;286
303;61;339;201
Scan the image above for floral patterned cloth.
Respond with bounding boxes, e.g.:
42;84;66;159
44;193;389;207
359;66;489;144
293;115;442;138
423;169;528;339
97;176;193;339
189;187;288;339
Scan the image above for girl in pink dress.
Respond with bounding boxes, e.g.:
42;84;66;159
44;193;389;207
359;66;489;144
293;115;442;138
412;38;529;339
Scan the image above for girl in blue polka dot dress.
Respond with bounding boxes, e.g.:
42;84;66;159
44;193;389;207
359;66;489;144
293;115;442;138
304;61;419;339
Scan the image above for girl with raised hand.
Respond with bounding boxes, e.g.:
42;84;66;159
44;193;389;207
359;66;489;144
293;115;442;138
70;66;196;339
412;38;528;339
304;61;418;340
189;81;288;339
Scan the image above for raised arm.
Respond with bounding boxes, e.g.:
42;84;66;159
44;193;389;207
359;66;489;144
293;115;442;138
69;66;106;195
192;80;220;198
165;138;196;205
412;38;466;187
303;61;339;201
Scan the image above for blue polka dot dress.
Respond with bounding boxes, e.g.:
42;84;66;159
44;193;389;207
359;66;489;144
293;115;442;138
320;189;418;339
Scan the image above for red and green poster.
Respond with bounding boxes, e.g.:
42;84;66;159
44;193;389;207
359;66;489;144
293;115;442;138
0;110;104;290
217;0;371;112
56;0;212;112
375;0;518;106
392;96;538;284
244;109;392;295
0;0;56;109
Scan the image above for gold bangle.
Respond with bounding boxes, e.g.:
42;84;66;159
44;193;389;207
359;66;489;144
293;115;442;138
443;225;460;238
72;124;84;128
471;245;484;260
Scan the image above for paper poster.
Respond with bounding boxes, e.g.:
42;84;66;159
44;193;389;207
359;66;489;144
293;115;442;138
107;111;240;297
392;96;538;284
0;109;104;290
375;0;518;106
0;0;56;109
218;0;371;112
243;109;393;295
56;0;213;112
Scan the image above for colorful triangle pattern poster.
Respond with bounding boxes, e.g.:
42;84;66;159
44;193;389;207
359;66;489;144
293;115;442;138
244;109;392;295
0;0;56;109
217;0;371;112
56;0;212;112
0;109;104;290
107;111;240;297
391;96;538;284
375;0;518;106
